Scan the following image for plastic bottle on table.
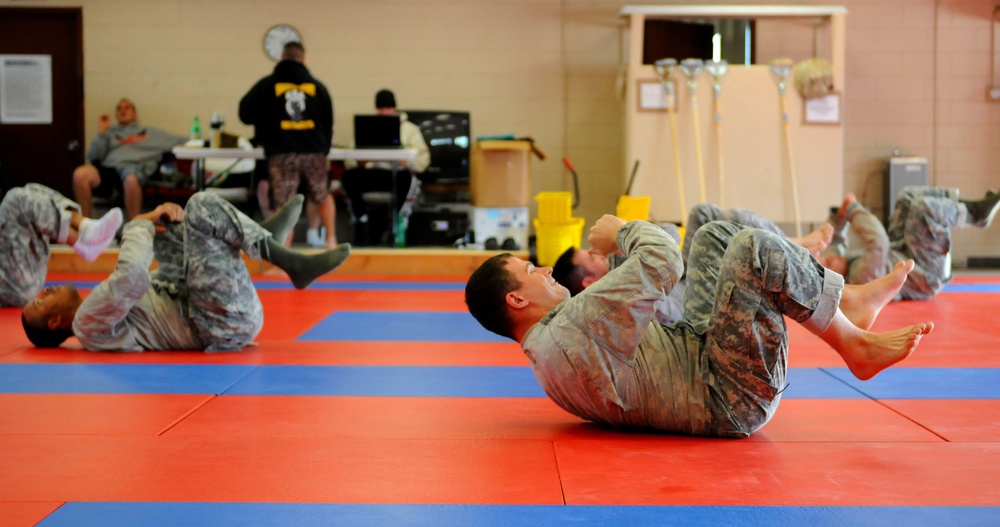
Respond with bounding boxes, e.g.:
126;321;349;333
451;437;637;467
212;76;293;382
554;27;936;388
189;116;202;142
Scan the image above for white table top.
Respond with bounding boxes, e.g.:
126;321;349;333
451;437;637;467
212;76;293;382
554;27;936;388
173;146;417;162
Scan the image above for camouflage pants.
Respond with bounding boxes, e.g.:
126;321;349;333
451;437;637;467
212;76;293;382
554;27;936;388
0;184;78;306
681;203;787;268
887;186;963;300
267;152;329;207
154;192;269;351
684;221;843;437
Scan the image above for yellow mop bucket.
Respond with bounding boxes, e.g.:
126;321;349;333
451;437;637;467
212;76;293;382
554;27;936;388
535;191;574;225
616;195;651;222
534;217;585;267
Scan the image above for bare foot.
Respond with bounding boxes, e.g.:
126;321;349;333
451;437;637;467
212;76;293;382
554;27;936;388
791;223;834;256
840;322;934;380
840;259;912;330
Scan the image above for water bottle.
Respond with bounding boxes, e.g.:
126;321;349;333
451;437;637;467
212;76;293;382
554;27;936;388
189;116;202;142
394;214;408;248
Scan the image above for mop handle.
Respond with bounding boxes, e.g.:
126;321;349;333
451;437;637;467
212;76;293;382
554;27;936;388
666;107;687;224
714;95;724;207
779;95;803;238
690;95;707;204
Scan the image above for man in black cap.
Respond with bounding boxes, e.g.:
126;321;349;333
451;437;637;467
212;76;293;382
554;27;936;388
341;89;430;245
239;41;338;248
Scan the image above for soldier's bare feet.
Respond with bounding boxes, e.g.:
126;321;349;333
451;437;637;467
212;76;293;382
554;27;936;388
840;259;912;330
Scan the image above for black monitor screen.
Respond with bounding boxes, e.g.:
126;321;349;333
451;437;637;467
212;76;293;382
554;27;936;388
404;110;470;183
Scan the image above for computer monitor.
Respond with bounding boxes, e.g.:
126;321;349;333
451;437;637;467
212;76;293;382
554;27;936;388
403;110;471;183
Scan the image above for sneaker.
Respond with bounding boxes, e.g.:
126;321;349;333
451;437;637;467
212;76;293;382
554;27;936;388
963;189;1000;228
306;227;326;248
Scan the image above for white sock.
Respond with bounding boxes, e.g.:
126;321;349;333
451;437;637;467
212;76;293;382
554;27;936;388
78;208;123;245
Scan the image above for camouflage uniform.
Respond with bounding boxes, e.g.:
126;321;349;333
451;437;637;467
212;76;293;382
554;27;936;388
73;192;267;352
608;222;686;325
825;185;967;300
681;203;788;265
0;184;78;306
521;220;842;438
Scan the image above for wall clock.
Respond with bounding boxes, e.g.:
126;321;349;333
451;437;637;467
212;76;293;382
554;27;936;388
263;24;302;61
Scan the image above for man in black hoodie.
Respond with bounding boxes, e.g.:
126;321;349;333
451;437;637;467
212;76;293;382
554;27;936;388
239;41;337;247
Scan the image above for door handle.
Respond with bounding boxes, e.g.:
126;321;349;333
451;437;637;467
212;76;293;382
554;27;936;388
68;139;80;152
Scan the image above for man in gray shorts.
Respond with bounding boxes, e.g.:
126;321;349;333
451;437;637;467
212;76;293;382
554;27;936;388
72;98;185;219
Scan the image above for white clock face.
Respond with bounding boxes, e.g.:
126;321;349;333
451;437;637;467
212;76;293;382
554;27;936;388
263;24;302;61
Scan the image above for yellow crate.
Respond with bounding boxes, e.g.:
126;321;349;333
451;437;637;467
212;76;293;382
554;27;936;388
534;217;585;267
616;195;651;222
534;191;574;225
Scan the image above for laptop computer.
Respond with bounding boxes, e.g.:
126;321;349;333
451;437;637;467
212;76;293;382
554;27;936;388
353;114;402;148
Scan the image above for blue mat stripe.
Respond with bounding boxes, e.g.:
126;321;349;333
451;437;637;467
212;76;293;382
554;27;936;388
823;367;1000;399
2;364;999;399
223;365;547;397
298;311;509;342
35;503;1000;527
0;364;256;395
941;283;1000;293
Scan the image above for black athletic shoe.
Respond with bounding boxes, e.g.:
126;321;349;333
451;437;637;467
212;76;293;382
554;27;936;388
963;189;1000;228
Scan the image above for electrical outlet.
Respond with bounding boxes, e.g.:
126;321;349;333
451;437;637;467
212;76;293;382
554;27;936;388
989;85;1000;101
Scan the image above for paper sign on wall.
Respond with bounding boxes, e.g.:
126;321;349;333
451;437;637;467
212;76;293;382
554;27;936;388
0;54;53;124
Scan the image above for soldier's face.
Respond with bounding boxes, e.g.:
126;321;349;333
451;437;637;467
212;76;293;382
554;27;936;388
504;256;569;311
572;249;609;282
23;285;82;325
115;100;137;125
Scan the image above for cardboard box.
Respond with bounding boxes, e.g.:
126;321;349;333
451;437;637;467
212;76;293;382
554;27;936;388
470;140;532;207
472;206;529;250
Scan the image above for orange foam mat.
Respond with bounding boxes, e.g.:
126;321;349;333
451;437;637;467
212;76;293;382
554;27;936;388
785;294;1000;369
0;394;212;436
169;395;600;440
881;399;1000;442
553;439;1000;506
0;502;63;527
165;396;937;443
0;435;564;504
746;399;942;442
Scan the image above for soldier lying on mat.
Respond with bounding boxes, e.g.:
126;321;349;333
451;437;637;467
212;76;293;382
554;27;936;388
1;183;122;307
465;215;933;438
552;203;833;325
21;193;351;351
818;186;1000;300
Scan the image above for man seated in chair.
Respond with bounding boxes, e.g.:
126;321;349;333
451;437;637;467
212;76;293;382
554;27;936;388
341;89;430;245
72;98;186;219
